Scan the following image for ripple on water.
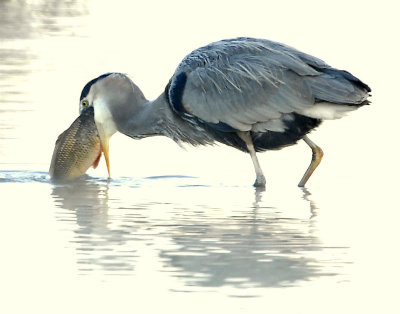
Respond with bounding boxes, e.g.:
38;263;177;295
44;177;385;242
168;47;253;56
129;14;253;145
0;170;50;183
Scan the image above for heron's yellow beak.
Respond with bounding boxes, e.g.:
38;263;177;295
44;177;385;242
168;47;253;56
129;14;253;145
97;125;111;178
101;138;111;178
93;103;118;178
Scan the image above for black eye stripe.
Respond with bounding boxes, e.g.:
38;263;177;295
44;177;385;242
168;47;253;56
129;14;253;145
80;73;114;101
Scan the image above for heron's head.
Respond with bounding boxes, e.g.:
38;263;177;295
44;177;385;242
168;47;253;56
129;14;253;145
78;72;146;177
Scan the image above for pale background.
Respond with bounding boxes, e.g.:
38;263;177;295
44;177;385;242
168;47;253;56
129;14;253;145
1;0;399;313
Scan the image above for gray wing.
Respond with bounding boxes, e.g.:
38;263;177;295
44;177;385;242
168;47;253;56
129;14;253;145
168;37;369;132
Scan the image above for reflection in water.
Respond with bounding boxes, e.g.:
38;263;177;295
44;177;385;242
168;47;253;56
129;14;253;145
51;177;346;288
51;176;109;212
301;187;319;219
159;188;331;289
51;177;141;274
0;0;88;39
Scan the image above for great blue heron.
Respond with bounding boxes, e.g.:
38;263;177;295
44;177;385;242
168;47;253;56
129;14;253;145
78;37;370;187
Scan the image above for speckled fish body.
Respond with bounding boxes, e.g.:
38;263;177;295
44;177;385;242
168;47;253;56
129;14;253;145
49;107;101;181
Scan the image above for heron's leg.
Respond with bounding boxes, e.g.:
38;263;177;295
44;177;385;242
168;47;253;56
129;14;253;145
237;131;266;187
298;136;324;187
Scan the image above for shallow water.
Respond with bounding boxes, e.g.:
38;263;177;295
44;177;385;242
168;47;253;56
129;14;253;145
1;1;399;313
3;171;346;284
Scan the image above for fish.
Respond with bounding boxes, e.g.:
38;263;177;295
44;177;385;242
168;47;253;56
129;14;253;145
49;107;102;181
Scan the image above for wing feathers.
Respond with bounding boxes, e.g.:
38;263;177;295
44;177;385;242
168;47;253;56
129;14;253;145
169;37;370;132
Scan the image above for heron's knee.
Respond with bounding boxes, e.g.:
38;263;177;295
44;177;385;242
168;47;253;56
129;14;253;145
312;146;324;164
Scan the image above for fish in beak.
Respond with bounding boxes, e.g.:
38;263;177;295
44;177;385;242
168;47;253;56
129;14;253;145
49;107;103;181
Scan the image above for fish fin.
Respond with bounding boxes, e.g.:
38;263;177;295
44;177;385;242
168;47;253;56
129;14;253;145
55;130;68;144
92;152;101;169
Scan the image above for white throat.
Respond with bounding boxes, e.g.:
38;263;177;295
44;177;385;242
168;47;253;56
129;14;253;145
93;99;118;138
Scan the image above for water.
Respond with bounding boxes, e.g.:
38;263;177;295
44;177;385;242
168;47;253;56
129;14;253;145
1;1;399;313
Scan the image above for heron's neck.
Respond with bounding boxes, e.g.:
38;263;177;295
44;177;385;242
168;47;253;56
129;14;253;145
118;93;213;145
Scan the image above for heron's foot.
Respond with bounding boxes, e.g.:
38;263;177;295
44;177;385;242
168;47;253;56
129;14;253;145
253;174;266;187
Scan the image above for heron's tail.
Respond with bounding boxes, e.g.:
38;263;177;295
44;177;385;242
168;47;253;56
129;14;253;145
306;67;371;106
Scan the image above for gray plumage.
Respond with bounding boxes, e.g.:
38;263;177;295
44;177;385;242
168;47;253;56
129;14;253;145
169;37;369;132
78;37;371;187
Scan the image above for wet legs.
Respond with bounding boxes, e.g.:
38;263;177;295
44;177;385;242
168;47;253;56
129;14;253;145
237;131;266;187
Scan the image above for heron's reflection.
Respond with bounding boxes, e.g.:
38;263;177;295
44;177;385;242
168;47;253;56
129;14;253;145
51;177;347;287
51;176;109;211
158;187;338;289
51;176;140;274
301;187;319;219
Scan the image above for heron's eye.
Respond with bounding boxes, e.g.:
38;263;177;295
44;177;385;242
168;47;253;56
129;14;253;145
82;100;89;107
